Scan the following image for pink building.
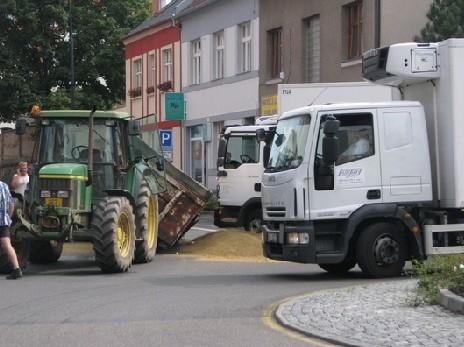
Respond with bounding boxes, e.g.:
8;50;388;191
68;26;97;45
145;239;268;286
123;0;182;168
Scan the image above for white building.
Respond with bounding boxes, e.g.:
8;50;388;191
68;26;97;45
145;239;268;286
177;0;260;189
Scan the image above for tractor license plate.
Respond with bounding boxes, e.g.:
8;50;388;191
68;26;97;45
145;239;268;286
44;197;63;207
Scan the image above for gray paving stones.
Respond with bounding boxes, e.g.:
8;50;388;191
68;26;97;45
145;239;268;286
276;280;464;347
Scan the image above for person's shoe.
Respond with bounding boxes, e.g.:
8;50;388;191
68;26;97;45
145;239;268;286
6;267;22;280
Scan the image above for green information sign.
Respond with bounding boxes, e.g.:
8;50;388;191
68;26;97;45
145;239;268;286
165;92;185;120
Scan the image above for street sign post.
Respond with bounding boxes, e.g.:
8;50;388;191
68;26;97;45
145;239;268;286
160;129;173;161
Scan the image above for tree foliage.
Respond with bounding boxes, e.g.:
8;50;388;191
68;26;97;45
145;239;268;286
418;0;464;42
0;0;150;121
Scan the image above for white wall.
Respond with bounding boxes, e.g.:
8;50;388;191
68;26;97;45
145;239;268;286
185;77;259;120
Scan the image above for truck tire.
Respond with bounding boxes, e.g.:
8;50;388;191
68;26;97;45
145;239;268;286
319;257;356;275
29;240;63;264
134;181;159;264
92;196;136;273
356;222;407;278
244;209;262;232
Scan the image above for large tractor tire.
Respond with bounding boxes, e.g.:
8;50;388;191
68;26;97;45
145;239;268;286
1;241;30;273
29;240;62;264
356;222;407;278
92;196;136;273
134;181;159;264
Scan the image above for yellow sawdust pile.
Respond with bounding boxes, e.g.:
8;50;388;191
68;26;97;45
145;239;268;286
179;229;267;262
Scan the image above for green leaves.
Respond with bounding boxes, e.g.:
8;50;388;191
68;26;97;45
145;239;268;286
0;0;150;121
418;0;464;42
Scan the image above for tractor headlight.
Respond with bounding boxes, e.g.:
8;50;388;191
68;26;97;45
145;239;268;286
40;190;51;198
57;190;69;198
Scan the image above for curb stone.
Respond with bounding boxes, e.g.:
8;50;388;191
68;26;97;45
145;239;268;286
439;289;464;314
275;280;464;347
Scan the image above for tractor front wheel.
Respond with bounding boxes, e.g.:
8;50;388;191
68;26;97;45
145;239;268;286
29;240;62;264
134;181;159;264
92;196;136;273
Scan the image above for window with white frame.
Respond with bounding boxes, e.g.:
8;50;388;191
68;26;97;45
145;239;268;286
162;48;172;82
239;21;252;73
213;31;224;79
148;53;156;89
133;58;142;89
191;39;201;85
304;15;320;82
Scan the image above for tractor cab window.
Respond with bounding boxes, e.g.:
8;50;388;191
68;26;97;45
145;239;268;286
39;119;117;164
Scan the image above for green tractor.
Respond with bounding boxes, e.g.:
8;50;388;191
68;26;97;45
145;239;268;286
3;109;167;273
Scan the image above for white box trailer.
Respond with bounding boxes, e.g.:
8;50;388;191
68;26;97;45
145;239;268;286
277;82;399;116
260;38;464;278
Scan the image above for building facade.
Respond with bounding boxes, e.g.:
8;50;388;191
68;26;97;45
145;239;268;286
123;0;183;168
177;0;260;190
259;0;433;115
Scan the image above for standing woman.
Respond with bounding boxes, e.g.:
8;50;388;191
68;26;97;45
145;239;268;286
10;161;29;198
0;179;22;279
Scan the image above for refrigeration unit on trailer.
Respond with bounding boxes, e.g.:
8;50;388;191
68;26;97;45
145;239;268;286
259;38;464;278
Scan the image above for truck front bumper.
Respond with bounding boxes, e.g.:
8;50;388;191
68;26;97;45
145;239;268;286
262;223;316;263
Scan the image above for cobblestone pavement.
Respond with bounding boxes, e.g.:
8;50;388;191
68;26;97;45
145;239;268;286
276;280;464;347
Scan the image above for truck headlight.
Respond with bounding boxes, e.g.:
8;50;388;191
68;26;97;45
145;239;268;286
40;190;51;198
287;232;309;245
57;190;69;198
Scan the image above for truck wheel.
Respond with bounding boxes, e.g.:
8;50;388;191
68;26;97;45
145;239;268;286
92;196;136;273
356;222;407;278
29;240;63;264
319;257;356;275
244;209;262;232
134;181;159;264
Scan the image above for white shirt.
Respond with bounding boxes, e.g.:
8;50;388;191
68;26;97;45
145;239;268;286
13;174;29;197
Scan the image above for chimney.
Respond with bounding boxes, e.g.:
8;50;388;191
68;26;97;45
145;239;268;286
151;0;159;14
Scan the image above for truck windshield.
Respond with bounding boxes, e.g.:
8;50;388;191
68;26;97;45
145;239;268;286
39;119;116;164
266;114;311;172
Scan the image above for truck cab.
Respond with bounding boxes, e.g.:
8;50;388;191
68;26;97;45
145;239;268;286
215;116;277;231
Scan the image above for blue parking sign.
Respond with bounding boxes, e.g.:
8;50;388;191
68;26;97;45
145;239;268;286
160;130;172;147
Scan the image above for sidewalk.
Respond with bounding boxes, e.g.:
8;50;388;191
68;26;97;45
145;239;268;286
276;279;464;347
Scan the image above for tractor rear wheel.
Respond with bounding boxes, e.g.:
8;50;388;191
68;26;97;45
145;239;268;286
29;240;63;264
92;196;136;273
134;181;159;264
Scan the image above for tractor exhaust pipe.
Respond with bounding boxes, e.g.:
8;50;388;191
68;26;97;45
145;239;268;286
87;105;97;186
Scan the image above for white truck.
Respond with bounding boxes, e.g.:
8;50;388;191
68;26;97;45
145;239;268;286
259;38;464;278
214;83;398;230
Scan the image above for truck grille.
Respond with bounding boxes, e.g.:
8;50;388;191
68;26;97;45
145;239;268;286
266;207;286;218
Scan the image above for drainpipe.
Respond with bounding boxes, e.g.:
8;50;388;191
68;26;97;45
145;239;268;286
375;0;381;48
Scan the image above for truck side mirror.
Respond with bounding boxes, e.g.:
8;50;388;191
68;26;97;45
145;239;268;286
15;118;27;135
256;128;266;142
322;118;340;164
128;120;141;136
217;138;226;168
